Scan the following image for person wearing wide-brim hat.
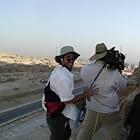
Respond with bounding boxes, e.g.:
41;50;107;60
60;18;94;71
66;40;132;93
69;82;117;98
89;43;107;61
77;43;127;140
42;46;98;140
55;46;80;64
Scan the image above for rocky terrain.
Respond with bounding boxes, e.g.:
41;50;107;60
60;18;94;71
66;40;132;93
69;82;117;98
0;52;140;140
0;52;83;111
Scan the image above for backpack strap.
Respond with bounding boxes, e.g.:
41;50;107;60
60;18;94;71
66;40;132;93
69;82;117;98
44;81;65;117
44;81;61;102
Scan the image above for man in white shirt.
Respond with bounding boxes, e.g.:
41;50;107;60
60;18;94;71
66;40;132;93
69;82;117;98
77;43;127;140
42;46;98;140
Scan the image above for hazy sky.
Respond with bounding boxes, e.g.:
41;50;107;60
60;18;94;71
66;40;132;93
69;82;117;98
0;0;140;64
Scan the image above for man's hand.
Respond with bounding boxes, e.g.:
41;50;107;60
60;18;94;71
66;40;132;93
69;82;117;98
84;86;99;98
64;86;99;104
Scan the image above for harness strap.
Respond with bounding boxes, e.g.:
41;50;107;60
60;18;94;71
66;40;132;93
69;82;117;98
92;112;100;138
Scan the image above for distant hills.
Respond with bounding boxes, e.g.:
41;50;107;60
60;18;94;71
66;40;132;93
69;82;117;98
0;52;57;66
0;52;83;67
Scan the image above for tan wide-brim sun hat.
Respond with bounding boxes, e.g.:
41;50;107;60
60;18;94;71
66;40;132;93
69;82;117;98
55;46;80;63
89;43;108;61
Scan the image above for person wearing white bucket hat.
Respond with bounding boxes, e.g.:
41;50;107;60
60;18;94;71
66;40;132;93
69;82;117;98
42;46;99;140
77;43;127;140
55;46;80;63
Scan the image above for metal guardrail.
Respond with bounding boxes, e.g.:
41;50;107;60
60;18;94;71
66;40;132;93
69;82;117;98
0;85;85;127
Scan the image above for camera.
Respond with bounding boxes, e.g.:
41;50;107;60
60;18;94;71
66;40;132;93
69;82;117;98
104;47;125;72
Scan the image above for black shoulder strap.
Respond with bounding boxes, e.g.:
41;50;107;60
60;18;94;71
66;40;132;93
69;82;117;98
90;64;106;87
87;64;106;101
44;81;61;102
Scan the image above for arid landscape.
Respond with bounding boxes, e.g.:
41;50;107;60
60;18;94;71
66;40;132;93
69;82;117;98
0;52;140;140
0;52;137;113
0;53;83;112
1;0;140;139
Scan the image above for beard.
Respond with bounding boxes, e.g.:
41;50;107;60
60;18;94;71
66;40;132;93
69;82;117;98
62;64;73;71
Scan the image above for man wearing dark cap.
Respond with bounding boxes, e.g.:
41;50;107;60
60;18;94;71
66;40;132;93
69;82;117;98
42;46;98;140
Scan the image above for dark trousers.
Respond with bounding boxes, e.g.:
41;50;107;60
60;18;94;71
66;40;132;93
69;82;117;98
47;114;71;140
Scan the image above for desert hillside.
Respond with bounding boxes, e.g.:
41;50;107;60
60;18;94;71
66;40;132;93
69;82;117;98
0;52;140;140
0;52;138;115
0;52;83;111
0;52;57;66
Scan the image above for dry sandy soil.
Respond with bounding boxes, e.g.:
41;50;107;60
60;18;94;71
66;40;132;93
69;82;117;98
0;66;83;111
0;53;83;111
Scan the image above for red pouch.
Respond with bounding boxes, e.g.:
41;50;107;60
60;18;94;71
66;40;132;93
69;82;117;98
46;102;65;117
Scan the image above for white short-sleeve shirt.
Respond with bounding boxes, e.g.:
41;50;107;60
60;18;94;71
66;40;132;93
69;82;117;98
43;65;78;120
81;61;127;113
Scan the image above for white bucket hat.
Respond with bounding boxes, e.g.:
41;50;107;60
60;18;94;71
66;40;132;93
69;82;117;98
89;43;107;61
55;46;80;63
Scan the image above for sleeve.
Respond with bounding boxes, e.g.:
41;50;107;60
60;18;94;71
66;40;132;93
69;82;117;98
42;94;47;112
115;72;127;93
80;65;90;87
55;78;74;102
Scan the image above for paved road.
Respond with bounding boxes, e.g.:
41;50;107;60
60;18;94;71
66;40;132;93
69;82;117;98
0;100;41;125
0;85;85;139
0;110;79;140
0;85;85;126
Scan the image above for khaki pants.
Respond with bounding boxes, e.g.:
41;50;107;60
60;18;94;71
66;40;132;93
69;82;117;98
77;109;125;140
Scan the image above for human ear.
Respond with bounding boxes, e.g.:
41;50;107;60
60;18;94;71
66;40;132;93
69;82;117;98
60;58;64;64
